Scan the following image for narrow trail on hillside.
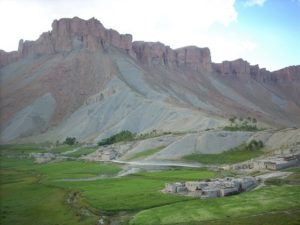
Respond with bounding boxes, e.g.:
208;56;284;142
111;159;206;168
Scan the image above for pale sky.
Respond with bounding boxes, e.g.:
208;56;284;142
0;0;299;71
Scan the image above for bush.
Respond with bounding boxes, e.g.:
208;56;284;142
63;137;77;146
98;130;136;146
224;116;259;131
246;139;264;150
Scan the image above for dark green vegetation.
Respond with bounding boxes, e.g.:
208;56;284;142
98;130;136;146
98;130;174;146
1;170;98;225
184;141;265;164
0;157;121;225
224;116;259;131
127;146;165;160
63;137;77;145
135;131;172;140
246;139;264;150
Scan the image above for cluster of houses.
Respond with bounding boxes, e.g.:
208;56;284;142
164;176;257;198
231;152;300;171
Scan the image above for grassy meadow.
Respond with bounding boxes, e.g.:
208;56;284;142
130;184;300;225
0;144;299;225
183;144;265;164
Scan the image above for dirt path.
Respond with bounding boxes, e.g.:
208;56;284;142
111;159;206;168
256;171;292;180
61;147;81;155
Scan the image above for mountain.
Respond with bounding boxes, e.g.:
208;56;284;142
1;17;299;143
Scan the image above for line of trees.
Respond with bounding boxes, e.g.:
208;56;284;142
98;130;136;146
225;116;258;131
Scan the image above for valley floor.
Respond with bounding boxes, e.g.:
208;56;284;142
0;144;300;225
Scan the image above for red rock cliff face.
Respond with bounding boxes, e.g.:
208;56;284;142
212;59;299;84
2;17;132;63
1;16;299;84
249;64;300;84
49;17;132;53
272;65;300;83
213;59;250;78
0;17;133;67
132;42;212;72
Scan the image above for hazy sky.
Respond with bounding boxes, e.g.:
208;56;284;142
0;0;299;71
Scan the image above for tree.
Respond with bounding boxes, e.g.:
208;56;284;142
63;137;77;145
246;139;264;150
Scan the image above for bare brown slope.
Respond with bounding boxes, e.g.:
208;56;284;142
0;17;299;142
131;41;300;126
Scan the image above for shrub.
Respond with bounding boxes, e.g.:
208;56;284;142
98;130;136;146
63;137;77;146
224;116;259;131
246;139;264;150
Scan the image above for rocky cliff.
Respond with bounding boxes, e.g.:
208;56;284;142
132;42;211;72
2;16;298;82
0;17;299;143
0;17;133;67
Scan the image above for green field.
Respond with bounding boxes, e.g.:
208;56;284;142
134;168;216;181
0;157;122;225
1;157;121;180
0;144;49;156
130;185;300;225
183;145;264;164
0;144;97;158
63;147;98;157
0;170;97;225
52;168;216;212
127;146;165;160
0;155;217;224
0;144;299;225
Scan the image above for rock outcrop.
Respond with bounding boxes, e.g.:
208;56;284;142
213;59;250;77
212;59;300;84
2;16;297;84
132;42;212;72
14;17;133;59
273;65;300;83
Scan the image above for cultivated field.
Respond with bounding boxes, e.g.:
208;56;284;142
0;144;299;225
